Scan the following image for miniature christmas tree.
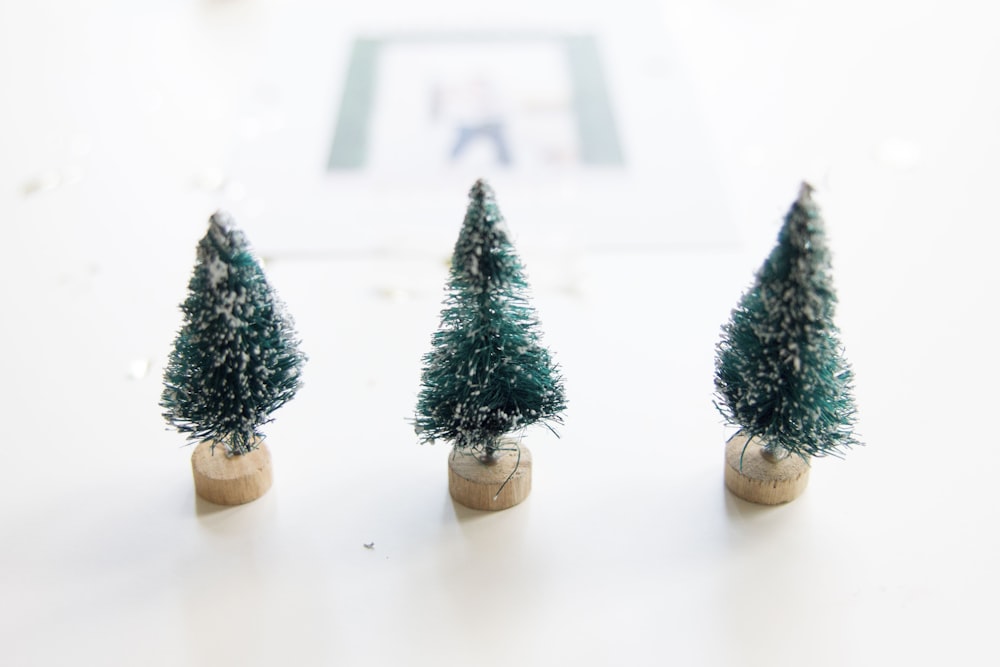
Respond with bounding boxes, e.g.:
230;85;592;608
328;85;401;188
162;212;305;503
715;184;858;503
416;180;565;509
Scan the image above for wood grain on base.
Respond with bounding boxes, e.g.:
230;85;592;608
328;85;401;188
191;440;273;505
724;433;810;505
448;445;532;511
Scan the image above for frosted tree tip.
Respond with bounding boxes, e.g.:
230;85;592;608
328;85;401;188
797;181;815;203
209;210;236;233
469;179;494;201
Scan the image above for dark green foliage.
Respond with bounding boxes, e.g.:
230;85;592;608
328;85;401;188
162;212;305;455
715;184;858;459
415;180;566;457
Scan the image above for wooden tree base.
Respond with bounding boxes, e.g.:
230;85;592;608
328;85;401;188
448;445;532;511
191;440;273;506
724;433;810;505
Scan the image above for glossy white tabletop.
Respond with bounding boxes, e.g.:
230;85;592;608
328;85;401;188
2;1;997;665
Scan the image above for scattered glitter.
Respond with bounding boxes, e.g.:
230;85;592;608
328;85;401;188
375;286;409;301
21;170;62;196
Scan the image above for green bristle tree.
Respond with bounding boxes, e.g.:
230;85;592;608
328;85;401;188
415;179;566;459
162;212;305;456
715;183;858;461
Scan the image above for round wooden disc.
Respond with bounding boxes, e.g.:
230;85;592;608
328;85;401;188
724;433;810;505
448;445;532;511
191;440;273;506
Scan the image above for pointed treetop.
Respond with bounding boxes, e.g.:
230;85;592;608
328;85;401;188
758;180;831;302
470;178;491;201
467;179;504;218
797;181;815;203
203;210;248;261
463;179;506;235
209;210;236;232
200;211;261;290
788;182;822;232
453;178;515;289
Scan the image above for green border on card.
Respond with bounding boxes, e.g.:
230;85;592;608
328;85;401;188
328;32;624;169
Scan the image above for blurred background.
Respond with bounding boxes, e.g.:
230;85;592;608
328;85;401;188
2;1;998;665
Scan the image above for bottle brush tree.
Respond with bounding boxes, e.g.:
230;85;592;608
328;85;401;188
715;183;859;464
162;211;305;457
415;179;566;462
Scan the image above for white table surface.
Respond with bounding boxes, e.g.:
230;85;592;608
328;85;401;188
2;1;998;665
